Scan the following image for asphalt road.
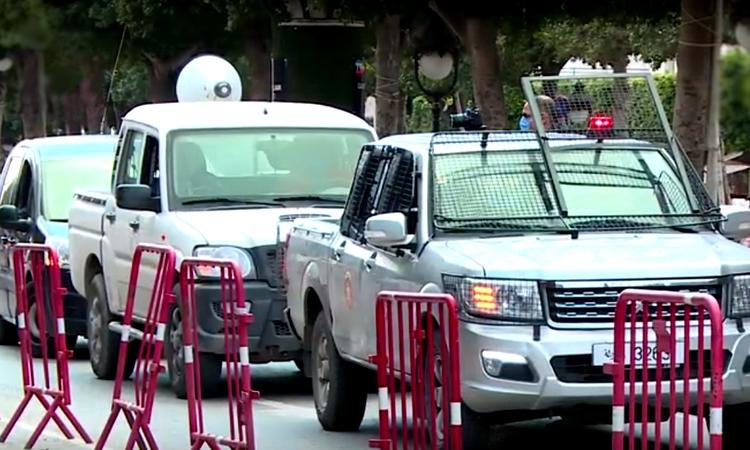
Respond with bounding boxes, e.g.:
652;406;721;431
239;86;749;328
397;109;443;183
0;340;703;450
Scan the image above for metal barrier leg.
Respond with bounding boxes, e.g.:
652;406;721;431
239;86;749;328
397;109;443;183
180;258;258;450
94;243;176;450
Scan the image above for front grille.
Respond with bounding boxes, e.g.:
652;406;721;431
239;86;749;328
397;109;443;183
547;282;722;324
551;350;731;383
248;245;282;288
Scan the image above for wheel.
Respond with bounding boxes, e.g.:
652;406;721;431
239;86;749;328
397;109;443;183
721;402;750;450
0;317;17;345
311;311;367;431
88;274;135;379
165;303;222;399
461;404;495;450
27;294;54;358
424;331;448;449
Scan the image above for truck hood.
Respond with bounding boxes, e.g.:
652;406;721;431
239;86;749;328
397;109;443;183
172;207;342;248
442;232;750;280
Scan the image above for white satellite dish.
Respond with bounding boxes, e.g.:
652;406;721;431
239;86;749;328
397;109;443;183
176;55;242;102
0;57;13;73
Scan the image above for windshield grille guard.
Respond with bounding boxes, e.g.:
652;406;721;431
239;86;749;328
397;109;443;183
426;74;716;223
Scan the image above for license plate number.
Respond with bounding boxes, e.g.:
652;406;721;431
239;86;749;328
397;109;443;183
592;342;685;367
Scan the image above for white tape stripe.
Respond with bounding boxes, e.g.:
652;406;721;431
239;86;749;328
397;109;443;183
120;325;130;342
450;402;461;426
234;306;249;315
239;347;249;366
710;407;722;435
184;345;194;364
17;313;25;330
155;323;166;342
612;406;625;432
56;318;65;335
378;387;388;411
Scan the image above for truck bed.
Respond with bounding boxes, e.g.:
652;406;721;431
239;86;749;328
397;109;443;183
286;217;340;330
68;189;109;296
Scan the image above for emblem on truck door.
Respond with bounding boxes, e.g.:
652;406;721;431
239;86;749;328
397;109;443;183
344;271;354;309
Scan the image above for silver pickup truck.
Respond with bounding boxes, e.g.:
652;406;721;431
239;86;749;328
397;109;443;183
286;75;750;449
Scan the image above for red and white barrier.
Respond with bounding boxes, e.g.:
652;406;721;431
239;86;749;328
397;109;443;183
368;291;463;450
608;289;723;450
180;258;257;449
0;244;92;448
95;243;176;450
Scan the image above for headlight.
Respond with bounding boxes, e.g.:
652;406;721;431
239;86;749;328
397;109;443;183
442;275;543;322
46;236;69;267
731;274;750;318
193;246;255;279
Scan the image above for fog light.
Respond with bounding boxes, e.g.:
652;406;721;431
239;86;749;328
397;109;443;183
481;350;535;382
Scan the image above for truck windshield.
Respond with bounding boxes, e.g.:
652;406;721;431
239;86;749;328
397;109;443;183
168;128;372;208
41;147;115;222
432;146;720;233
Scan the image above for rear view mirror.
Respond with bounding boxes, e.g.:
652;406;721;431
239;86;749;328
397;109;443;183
0;204;31;232
720;205;750;242
116;184;159;212
365;213;412;248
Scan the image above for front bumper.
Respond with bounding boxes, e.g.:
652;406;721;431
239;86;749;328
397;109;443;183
191;281;302;362
461;320;750;414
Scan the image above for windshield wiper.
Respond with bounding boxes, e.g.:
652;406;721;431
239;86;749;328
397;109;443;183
273;195;345;204
182;197;282;207
568;218;699;233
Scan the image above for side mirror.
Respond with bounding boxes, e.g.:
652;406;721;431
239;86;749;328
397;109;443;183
365;212;412;248
721;205;750;242
116;184;159;212
0;204;31;232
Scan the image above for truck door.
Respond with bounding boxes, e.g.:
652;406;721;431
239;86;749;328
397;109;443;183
327;146;383;357
358;148;419;359
102;128;145;314
128;134;162;318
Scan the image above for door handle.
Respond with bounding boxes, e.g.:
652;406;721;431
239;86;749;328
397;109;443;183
363;253;376;272
104;211;116;223
129;218;140;232
332;242;345;261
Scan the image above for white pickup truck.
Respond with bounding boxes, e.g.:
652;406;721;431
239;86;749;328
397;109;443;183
286;75;750;450
68;99;376;396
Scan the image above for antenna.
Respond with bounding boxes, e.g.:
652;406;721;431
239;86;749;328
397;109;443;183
100;27;128;135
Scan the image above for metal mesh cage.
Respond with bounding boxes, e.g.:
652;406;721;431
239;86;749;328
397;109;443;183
524;75;669;145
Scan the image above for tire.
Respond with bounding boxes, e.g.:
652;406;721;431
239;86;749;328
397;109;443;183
461;404;495;450
165;302;222;399
424;330;449;449
721;402;750;450
27;291;54;359
0;317;17;345
88;274;135;379
311;312;367;431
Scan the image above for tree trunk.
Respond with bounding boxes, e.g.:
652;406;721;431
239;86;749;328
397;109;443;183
673;0;714;173
463;17;507;129
375;14;404;137
704;0;725;203
145;47;199;103
16;50;46;138
80;60;106;133
243;19;272;101
0;71;6;149
63;92;84;135
147;58;174;103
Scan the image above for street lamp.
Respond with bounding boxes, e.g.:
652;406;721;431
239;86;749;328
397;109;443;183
414;50;458;132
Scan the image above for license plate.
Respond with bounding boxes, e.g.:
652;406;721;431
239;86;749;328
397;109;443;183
592;342;685;367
